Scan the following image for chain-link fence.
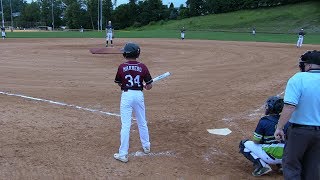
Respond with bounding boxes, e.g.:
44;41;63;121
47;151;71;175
3;21;46;30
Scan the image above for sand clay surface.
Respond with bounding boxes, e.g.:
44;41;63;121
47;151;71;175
0;38;319;179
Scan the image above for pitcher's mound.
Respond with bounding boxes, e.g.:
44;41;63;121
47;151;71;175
89;47;122;54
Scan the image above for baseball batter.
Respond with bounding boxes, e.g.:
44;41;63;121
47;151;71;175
106;21;113;47
113;42;153;163
239;96;289;176
296;28;305;48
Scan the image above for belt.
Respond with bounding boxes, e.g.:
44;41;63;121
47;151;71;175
122;89;142;92
291;123;320;130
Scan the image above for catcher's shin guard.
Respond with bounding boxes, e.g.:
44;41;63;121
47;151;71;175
239;139;257;165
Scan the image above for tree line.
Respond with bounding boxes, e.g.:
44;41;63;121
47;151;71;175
0;0;311;30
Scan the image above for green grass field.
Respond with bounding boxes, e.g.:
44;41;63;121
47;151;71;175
4;1;320;44
6;30;320;45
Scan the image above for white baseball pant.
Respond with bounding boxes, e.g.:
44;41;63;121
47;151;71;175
118;90;150;156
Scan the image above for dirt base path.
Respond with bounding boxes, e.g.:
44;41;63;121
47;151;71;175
0;38;319;179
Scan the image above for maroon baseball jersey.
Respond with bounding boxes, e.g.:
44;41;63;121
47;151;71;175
115;60;153;91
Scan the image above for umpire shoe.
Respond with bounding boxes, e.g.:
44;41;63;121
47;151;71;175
252;164;272;176
113;153;128;163
143;147;150;154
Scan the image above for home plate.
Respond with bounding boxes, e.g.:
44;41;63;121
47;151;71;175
207;128;232;136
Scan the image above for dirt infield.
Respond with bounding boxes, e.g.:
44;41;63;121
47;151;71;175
0;38;319;179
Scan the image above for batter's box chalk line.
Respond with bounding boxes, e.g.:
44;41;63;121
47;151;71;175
204;147;227;162
0;91;121;118
130;151;176;157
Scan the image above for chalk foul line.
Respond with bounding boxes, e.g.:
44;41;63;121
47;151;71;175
0;91;121;118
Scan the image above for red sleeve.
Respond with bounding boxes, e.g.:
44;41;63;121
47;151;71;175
143;64;153;84
114;65;122;84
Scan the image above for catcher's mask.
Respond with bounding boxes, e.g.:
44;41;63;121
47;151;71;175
299;50;320;72
121;42;140;59
265;96;284;115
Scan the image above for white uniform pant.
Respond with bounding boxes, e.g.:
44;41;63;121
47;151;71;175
106;32;113;41
244;141;282;167
297;36;303;47
118;90;150;156
181;32;185;39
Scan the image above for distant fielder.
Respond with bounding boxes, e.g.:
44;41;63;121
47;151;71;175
1;27;6;39
106;21;114;47
296;28;305;48
180;27;185;40
252;27;256;36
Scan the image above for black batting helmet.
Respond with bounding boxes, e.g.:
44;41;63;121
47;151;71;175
265;96;284;115
121;42;140;59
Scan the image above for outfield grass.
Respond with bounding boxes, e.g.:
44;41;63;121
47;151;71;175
133;1;320;34
5;30;320;45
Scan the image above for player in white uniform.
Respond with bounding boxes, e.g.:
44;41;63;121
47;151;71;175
106;21;113;47
180;27;185;40
252;27;256;36
1;27;6;39
296;28;305;48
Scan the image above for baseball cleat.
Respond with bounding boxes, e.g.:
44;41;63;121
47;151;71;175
113;153;128;163
143;147;150;154
252;164;272;176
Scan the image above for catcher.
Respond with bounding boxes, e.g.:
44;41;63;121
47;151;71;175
239;96;289;176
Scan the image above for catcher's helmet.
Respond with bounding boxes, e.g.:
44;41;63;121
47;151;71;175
299;50;320;72
265;96;284;115
121;42;140;59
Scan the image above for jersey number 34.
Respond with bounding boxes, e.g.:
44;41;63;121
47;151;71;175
125;74;141;87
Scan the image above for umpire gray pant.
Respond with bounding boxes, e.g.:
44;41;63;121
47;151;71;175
282;124;320;180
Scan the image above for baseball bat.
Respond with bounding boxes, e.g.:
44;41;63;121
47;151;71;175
152;72;171;83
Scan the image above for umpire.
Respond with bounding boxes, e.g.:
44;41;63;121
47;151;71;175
274;50;320;180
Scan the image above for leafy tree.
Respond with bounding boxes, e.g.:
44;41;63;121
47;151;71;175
64;0;82;28
102;0;113;28
168;2;178;20
178;4;189;19
112;4;131;29
127;0;138;25
20;1;41;27
186;0;205;16
1;0;26;27
37;0;66;28
85;0;98;29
